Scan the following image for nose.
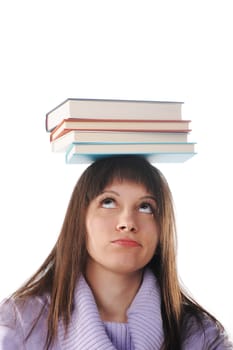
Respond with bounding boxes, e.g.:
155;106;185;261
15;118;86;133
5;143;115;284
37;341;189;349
116;210;138;233
116;224;137;232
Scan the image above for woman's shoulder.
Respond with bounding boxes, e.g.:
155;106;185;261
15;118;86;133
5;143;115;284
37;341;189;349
0;294;49;325
183;311;233;349
0;294;50;349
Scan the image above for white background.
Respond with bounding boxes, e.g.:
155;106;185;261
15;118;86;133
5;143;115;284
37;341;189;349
0;0;232;339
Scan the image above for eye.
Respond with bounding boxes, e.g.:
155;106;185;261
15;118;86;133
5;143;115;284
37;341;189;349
139;202;155;214
101;197;116;209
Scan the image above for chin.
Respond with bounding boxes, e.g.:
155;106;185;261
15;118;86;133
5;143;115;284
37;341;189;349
106;261;145;275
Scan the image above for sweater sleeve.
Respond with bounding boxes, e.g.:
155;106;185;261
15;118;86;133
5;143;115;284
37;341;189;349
183;315;233;350
0;299;26;350
203;320;233;350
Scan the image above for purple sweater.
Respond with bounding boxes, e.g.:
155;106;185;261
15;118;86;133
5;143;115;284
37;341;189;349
0;269;232;349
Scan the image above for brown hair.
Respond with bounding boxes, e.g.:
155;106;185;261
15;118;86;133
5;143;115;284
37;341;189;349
12;155;223;349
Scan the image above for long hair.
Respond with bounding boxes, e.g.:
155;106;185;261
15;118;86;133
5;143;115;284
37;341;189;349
12;155;224;349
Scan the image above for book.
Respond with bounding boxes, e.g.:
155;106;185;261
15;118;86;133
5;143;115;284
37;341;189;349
66;152;196;164
46;98;183;132
50;118;191;141
65;142;196;164
51;130;190;152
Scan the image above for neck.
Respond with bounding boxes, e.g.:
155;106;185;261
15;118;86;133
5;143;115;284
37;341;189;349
85;260;143;322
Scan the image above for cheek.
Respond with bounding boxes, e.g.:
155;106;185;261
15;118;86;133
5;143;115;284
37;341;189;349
86;213;115;234
146;233;159;250
144;223;160;250
85;217;95;253
85;219;97;248
85;229;99;258
85;215;113;249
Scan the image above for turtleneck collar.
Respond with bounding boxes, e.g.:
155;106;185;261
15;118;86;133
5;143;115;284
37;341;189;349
58;269;164;350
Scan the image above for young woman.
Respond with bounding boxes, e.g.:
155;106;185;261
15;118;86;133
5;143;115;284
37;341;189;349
0;155;232;349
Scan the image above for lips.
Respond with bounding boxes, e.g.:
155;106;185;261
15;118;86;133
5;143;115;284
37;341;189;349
111;239;141;247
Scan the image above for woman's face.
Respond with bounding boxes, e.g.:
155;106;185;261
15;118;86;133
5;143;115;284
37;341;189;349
85;179;160;275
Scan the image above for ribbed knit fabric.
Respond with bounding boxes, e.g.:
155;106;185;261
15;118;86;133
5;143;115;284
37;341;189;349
126;269;164;349
58;269;164;350
1;269;232;349
104;322;134;350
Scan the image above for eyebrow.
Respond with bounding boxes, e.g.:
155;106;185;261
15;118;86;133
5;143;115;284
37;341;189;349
100;190;120;196
100;191;157;202
141;195;157;202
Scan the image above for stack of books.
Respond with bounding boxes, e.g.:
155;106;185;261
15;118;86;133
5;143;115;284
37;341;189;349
45;98;196;164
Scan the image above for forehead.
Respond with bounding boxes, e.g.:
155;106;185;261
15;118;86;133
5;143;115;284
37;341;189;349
103;178;151;194
85;164;162;204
